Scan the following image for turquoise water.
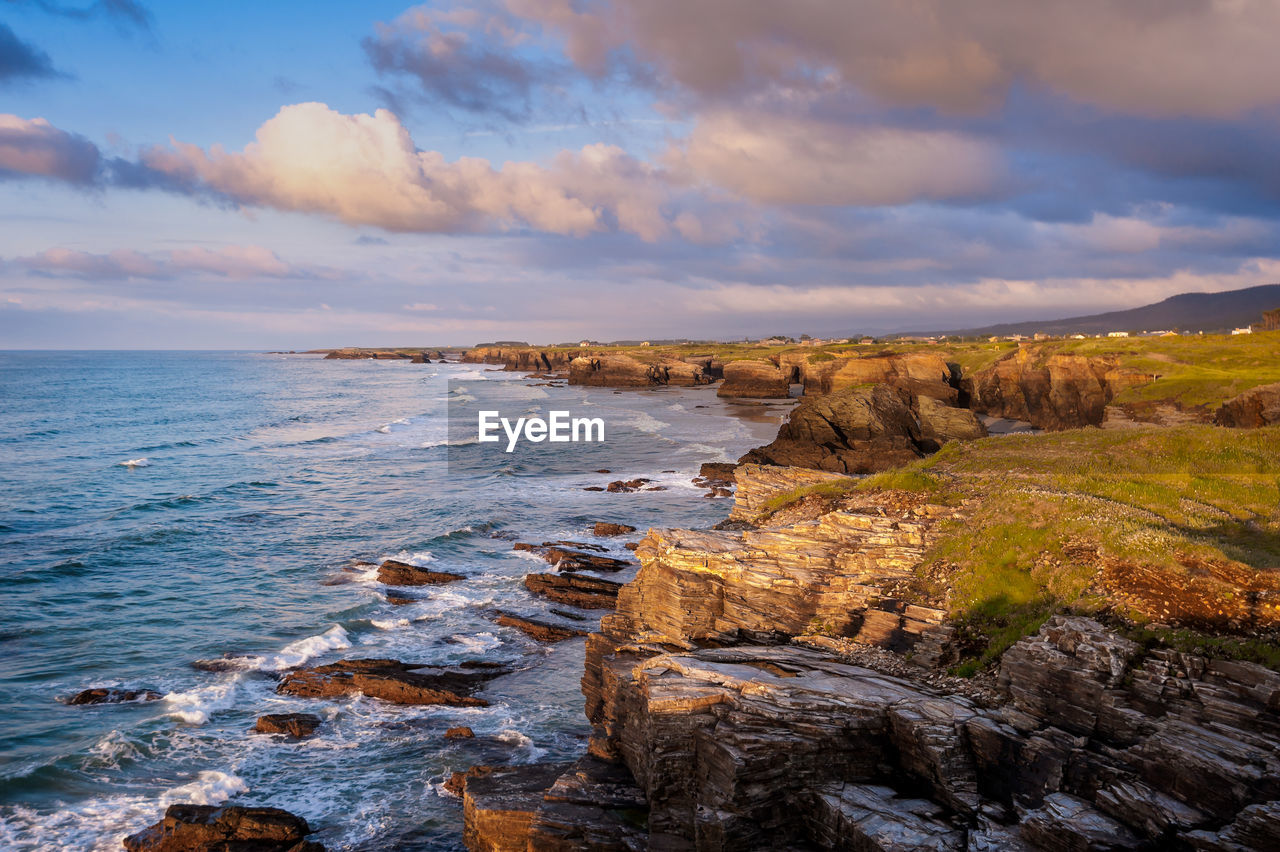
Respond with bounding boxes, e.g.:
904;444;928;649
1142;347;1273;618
0;352;784;850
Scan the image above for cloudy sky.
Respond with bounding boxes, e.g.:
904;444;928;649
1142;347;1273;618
3;0;1279;347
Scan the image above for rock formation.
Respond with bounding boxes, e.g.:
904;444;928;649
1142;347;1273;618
1215;382;1280;428
253;713;322;738
461;465;1280;852
493;612;588;643
593;522;637;537
514;543;632;572
523;573;622;610
965;348;1153;430
277;658;504;706
569;355;712;388
376;559;465;586
67;687;162;705
801;352;958;400
717;360;791;398
738;383;986;473
123;804;322;852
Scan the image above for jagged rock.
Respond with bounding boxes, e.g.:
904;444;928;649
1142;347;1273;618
463;763;574;852
514;544;632;572
717;360;791;398
1019;792;1142;851
606;479;650;493
377;559;465;586
801;352;957;400
253;713;322;738
805;783;965;851
1183;801;1280;850
122;804;322;852
494;612;588;642
593;522;637;537
277;658;503;706
965;349;1153;430
67;687;162;705
728;463;854;522
447;726;476;739
526;756;649;851
1215;382;1280;428
463;347;584;373
524;573;621;610
738;383;985;474
569;355;711;388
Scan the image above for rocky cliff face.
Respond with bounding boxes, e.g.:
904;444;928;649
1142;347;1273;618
462;346;587;372
461;466;1280;852
801;352;958;400
738;383;986;473
568;354;713;388
716;360;791;399
964;349;1154;430
1216;382;1280;428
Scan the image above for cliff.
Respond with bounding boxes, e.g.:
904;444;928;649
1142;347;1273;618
460;432;1280;851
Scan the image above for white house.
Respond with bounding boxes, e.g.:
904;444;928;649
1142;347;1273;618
1231;327;1253;335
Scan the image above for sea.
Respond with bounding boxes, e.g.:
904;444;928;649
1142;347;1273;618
0;351;789;851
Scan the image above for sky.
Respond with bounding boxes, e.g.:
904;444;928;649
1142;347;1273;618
2;1;1280;348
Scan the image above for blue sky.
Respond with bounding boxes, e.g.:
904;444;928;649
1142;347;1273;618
2;0;1280;347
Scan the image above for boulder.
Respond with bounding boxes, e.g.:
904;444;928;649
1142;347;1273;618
68;687;162;705
446;726;476;740
277;658;505;706
592;522;636;537
523;573;621;610
253;713;322;738
717;360;791;398
1215;382;1280;428
122;804;322;852
377;559;465;586
916;395;988;445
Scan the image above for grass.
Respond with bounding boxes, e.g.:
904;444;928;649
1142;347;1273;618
852;425;1280;674
755;478;861;521
1119;625;1280;670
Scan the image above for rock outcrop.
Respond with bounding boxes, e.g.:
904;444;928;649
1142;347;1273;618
67;687;162;705
462;347;585;373
277;658;504;706
801;352;958;400
593;522;637;537
965;348;1153;430
123;804;322;852
569;355;712;388
493;612;588;643
514;543;632;572
253;713;322;738
524;573;622;610
1215;382;1280;428
738;383;986;473
377;559;465;586
717;360;791;398
461;463;1280;851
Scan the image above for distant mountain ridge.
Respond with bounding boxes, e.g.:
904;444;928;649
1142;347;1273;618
907;283;1280;338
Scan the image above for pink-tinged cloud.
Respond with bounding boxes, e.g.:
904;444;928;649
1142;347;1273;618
509;0;1280;118
668;111;1003;206
138;102;681;239
15;245;317;280
0;114;101;184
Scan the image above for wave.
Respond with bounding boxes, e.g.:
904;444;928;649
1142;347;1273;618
257;625;351;671
370;618;410;630
160;770;247;807
162;677;240;725
117;458;150;468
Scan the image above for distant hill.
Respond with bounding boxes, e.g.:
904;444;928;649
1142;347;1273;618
911;283;1280;338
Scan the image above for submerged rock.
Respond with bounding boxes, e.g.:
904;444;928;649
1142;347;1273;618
446;726;476;740
67;688;162;705
513;543;632;572
122;804;322;852
253;713;322;739
376;559;465;586
593;522;637;537
493;612;588;643
277;658;504;706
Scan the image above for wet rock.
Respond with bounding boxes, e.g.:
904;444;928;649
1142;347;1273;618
253;713;323;739
385;593;417;605
191;655;255;673
462;763;573;852
277;658;504;706
514;543;632;572
524;573;621;610
446;726;476;739
583;486;605;492
122;804;322;852
605;479;650;493
717;360;791;399
493;612;588;643
377;559;465;586
593;522;637;537
1215;382;1280;428
68;687;162;705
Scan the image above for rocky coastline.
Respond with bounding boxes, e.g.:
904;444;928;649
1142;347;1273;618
118;342;1278;850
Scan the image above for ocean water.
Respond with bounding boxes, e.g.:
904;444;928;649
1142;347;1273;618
0;351;786;851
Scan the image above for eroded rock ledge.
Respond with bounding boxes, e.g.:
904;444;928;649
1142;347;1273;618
463;466;1280;851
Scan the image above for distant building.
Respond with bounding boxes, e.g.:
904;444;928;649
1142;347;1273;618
1231;327;1253;335
1070;334;1086;339
988;336;1000;342
1006;334;1026;342
579;340;591;347
1107;331;1130;338
859;337;875;345
639;341;651;347
1033;333;1051;341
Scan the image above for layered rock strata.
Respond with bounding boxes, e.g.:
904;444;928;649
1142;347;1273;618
716;360;791;398
569;355;713;388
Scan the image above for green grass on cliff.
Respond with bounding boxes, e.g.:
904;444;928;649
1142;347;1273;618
857;425;1280;673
